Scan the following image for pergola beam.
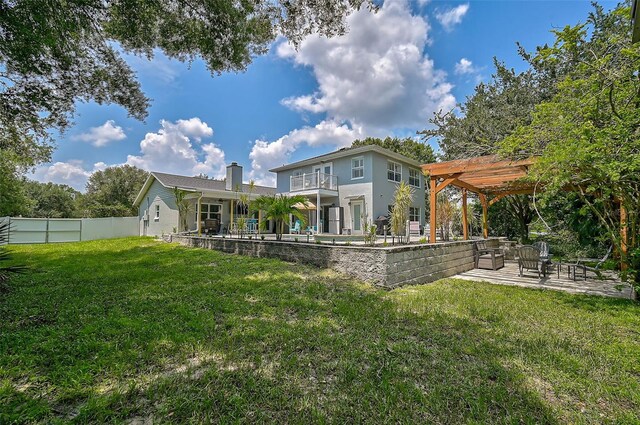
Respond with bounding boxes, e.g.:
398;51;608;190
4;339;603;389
435;173;463;193
422;155;535;176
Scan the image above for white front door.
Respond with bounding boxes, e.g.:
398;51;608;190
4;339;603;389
351;201;364;234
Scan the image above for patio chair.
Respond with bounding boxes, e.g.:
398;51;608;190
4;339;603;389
518;245;546;278
203;219;219;235
291;220;301;234
532;241;551;262
475;240;505;270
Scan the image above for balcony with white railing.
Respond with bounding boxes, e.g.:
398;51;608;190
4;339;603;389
290;172;338;192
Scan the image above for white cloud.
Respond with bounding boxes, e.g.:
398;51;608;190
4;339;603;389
33;117;226;192
126;51;182;84
72;120;126;147
435;3;469;31
454;58;476;75
31;160;108;191
248;120;365;186
275;0;455;132
126;117;226;178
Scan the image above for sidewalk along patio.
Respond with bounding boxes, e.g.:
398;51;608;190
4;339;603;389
454;261;635;299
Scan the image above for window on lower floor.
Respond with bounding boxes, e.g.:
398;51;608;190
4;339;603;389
154;204;160;220
197;203;222;222
409;207;420;222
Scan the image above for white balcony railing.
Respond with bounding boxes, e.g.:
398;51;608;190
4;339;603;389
290;172;338;192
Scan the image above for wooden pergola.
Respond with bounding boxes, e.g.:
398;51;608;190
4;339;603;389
421;155;629;268
422;155;537;243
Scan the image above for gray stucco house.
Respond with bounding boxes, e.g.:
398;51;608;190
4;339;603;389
133;163;276;237
270;145;426;235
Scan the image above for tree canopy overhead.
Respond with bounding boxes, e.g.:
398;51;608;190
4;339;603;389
0;0;371;167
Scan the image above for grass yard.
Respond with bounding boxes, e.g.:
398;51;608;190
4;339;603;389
1;238;639;424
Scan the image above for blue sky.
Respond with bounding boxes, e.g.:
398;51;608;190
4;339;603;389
33;0;617;191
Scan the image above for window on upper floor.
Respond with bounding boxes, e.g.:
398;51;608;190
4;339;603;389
352;157;364;179
387;161;401;182
409;168;421;187
409;207;420;222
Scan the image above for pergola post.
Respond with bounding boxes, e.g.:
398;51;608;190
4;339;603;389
430;176;437;243
479;193;488;239
462;188;468;240
621;202;628;271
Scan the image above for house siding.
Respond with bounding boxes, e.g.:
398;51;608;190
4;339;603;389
371;153;425;225
138;180;179;237
274;149;426;234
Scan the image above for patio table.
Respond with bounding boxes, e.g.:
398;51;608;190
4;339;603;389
554;262;587;281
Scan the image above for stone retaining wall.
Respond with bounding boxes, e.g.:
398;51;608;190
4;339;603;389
169;235;480;288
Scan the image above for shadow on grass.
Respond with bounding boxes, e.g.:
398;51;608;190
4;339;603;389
2;238;637;423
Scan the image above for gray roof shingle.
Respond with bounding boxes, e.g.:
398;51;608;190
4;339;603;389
152;172;276;195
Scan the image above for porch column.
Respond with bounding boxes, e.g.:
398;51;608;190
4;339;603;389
197;195;202;236
462;188;468;240
621;202;628;271
230;199;234;227
480;193;488;239
430;176;437;243
316;191;321;233
258;209;262;234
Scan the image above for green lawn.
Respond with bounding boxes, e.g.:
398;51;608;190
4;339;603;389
1;238;639;424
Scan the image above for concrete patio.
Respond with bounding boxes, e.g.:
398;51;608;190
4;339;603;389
455;261;635;299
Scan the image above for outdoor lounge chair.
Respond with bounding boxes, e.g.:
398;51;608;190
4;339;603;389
475;240;505;270
518;245;546;278
569;245;613;280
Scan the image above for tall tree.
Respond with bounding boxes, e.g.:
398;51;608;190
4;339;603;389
501;2;640;279
23;181;81;218
352;137;435;164
83;165;148;217
419;61;552;242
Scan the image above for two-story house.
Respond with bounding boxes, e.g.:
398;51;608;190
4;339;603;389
270;145;426;235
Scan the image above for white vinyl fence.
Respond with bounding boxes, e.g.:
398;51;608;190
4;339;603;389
0;217;139;244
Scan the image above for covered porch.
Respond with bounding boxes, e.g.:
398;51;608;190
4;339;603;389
182;191;272;236
290;192;342;234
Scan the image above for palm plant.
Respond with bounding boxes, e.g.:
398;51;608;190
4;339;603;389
253;194;309;241
390;181;414;244
173;187;194;232
0;221;26;290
